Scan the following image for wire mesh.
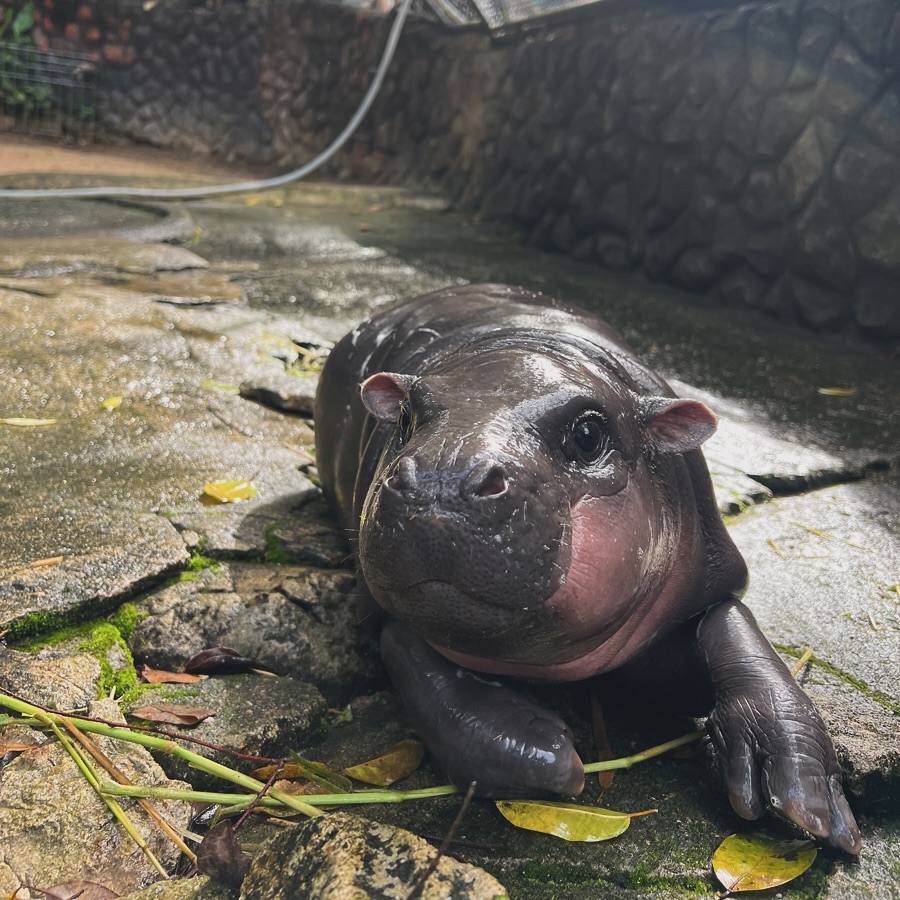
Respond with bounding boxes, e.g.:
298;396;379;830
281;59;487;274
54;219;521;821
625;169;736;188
0;40;97;139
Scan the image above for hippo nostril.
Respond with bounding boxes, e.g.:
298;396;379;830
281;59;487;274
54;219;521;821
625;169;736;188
474;466;508;499
384;474;401;494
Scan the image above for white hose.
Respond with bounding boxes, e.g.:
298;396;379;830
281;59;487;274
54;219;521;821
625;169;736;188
0;0;413;200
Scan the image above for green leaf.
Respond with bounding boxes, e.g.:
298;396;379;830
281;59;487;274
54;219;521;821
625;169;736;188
12;3;34;40
712;833;817;893
495;800;631;842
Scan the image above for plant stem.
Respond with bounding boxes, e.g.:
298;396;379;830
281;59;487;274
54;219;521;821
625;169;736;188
102;782;460;807
583;728;706;773
0;693;323;818
32;708;169;878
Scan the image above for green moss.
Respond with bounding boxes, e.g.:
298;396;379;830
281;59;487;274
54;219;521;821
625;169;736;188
264;523;288;564
173;570;202;583
187;552;218;572
107;603;147;642
775;645;900;715
4;609;74;642
16;616;145;706
518;860;606;887
77;622;142;703
624;864;709;897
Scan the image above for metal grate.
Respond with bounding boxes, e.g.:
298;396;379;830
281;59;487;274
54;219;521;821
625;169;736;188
0;40;98;139
469;0;605;29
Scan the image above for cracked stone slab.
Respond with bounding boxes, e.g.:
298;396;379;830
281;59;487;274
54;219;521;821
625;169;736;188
0;236;209;276
240;811;508;900
0;648;102;710
799;668;900;809
130;562;378;705
123;674;328;791
668;378;891;512
0;282;323;633
0;698;191;899
729;476;900;706
0;511;189;637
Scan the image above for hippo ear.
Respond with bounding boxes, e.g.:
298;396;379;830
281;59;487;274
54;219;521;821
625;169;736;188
360;373;415;422
641;397;717;454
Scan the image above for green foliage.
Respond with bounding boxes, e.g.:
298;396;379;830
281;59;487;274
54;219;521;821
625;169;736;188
0;3;52;115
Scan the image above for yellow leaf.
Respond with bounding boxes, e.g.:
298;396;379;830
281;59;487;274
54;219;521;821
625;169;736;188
202;380;240;392
101;396;122;409
0;417;57;427
495;800;631;842
201;480;257;504
245;196;259;206
344;739;424;787
816;387;858;396
712;833;817;892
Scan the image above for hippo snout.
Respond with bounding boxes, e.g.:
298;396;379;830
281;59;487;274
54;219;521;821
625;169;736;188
382;453;509;507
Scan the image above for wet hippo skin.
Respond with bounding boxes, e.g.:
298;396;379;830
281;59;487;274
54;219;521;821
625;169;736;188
314;284;860;853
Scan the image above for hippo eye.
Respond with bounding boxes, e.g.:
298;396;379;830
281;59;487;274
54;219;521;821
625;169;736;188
569;412;607;463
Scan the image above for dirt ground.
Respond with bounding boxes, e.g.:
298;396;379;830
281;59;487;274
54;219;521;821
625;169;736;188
0;132;262;179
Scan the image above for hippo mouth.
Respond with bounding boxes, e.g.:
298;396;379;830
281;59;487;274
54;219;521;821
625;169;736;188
371;575;566;663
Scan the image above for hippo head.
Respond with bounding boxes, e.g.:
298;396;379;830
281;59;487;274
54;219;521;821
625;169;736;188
357;345;716;680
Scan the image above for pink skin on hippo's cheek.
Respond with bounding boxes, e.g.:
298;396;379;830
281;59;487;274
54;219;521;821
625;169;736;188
546;491;655;635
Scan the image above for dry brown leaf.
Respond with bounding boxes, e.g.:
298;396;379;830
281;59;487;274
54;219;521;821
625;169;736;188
140;665;206;684
129;703;216;726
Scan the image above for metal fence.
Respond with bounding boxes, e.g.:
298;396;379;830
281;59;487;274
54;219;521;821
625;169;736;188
0;40;98;139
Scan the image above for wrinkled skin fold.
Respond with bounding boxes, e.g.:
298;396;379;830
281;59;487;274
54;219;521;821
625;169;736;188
314;284;861;854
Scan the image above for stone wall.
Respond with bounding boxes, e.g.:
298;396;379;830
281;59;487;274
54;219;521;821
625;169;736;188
4;0;900;340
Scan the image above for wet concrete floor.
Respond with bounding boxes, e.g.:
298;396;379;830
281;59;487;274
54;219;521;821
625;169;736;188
0;143;898;898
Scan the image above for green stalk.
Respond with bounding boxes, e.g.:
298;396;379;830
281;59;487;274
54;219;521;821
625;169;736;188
583;728;706;774
102;782;460;807
32;708;169;879
0;694;322;818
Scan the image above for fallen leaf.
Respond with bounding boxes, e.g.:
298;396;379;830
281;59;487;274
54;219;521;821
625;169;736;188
101;396;122;409
129;703;216;726
344;739;424;786
272;778;330;795
202;380;240;392
1;417;57;426
495;800;632;842
201;479;257;504
184;646;279;676
816;387;858;396
712;833;817;893
196;821;250;888
1;742;40;753
140;665;206;684
287;753;353;793
32;880;120;899
29;555;64;568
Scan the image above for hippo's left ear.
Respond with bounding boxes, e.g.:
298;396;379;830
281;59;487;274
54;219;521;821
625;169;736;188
640;397;717;454
360;372;416;422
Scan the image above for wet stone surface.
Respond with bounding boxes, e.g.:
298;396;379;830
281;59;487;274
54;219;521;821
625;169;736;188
0;172;897;899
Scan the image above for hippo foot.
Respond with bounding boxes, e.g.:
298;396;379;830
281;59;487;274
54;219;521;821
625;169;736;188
708;689;860;854
699;603;861;854
380;620;585;798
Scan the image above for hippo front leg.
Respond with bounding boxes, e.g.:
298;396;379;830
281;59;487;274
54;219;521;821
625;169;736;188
380;620;585;798
699;600;861;854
